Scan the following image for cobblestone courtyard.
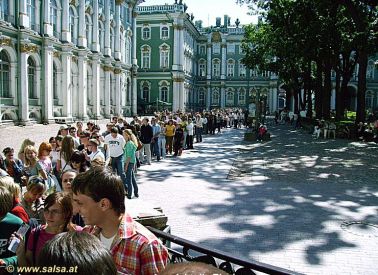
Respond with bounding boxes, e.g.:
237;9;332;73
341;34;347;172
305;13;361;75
1;123;377;274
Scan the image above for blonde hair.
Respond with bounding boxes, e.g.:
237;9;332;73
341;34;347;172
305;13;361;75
24;145;38;166
19;139;35;155
0;176;21;200
123;129;138;147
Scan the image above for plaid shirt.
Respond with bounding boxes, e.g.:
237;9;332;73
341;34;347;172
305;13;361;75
85;213;169;275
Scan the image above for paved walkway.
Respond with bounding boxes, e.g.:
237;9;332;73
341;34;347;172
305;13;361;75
1;123;378;274
131;125;378;275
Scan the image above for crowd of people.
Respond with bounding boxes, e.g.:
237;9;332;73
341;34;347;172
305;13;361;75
0;108;248;274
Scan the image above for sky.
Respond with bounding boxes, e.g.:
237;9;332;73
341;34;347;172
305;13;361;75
139;0;258;27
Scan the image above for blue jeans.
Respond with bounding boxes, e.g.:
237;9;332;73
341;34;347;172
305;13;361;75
195;127;203;142
151;137;160;159
111;155;127;190
125;163;138;197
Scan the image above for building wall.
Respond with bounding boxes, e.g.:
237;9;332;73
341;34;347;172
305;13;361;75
0;0;138;125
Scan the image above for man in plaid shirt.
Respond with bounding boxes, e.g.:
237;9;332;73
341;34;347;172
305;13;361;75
72;166;169;274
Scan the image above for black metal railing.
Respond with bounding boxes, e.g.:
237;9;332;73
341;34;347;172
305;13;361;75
147;226;303;275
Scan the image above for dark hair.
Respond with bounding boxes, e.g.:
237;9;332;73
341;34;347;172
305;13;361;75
110;127;119;134
70;151;88;172
2;147;14;155
37;231;117;275
0;186;13;217
72;167;125;215
44;192;73;232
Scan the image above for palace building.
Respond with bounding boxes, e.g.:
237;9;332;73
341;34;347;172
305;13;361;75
0;1;377;125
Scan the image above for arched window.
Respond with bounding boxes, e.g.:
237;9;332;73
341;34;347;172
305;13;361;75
142;84;149;102
53;63;58;100
367;60;375;79
227;59;235;77
142;27;150;40
69;7;77;44
0;51;10;98
212;59;220;77
159;44;169;68
50;0;58;37
27;0;36;30
0;0;9;20
28;58;36;98
160;86;168;102
238;89;246;105
239;62;246;77
226;90;234;106
161;26;169;39
212;89;220;105
141;45;151;69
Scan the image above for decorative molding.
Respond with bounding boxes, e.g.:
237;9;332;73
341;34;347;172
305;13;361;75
115;0;124;5
173;24;183;30
173;77;185;83
69;0;78;6
0;37;12;47
211;32;221;42
71;56;78;63
132;12;138;18
114;68;122;74
20;44;38;53
53;51;61;58
103;65;113;72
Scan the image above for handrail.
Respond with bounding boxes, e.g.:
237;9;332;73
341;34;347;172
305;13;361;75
147;226;304;275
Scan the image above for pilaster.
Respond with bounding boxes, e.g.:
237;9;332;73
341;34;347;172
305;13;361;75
92;0;100;52
44;0;53;36
19;0;30;28
92;55;101;118
207;86;211;110
114;3;121;60
104;63;112;118
114;67;122;115
221;85;225;108
78;0;87;48
206;43;212;79
61;0;71;42
19;50;29;123
61;49;72;117
221;40;226;80
43;45;54;122
104;0;111;56
131;10;138;115
78;51;88;119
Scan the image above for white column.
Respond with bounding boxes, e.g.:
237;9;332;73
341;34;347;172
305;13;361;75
206;43;212;79
92;0;100;52
114;3;121;60
61;0;70;42
115;69;121;115
35;0;41;32
104;66;111;117
44;0;53;36
19;51;29;123
10;63;17;106
61;51;72;117
35;68;41;102
104;0;111;56
19;0;29;28
43;46;54;122
92;55;101;118
8;0;15;23
172;20;181;71
207;86;211;110
221;41;226;80
131;10;138;115
221;86;225;108
78;0;87;48
172;80;179;112
78;52;88;119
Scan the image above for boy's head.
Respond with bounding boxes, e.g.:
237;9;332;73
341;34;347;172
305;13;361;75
72;167;125;226
0;186;13;218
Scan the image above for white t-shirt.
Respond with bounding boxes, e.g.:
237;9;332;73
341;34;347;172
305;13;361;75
186;122;194;135
104;134;126;157
89;149;105;162
100;232;116;251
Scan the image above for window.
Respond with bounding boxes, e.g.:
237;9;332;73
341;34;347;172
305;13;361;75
161;26;169;39
238;89;246;105
142;27;150;40
99;0;104;9
227;59;234;77
367;60;375;79
226;90;234;106
250;68;258;77
199;60;206;77
199;45;205;55
28;58;36;98
50;0;58;37
142;85;149;102
86;15;92;47
69;7;77;44
159;44;169;68
213;43;220;54
239;62;246;77
160;86;168;102
212;89;220;105
0;51;10;98
141;45;151;69
27;0;36;30
53;63;58;100
99;21;104;52
261;70;269;77
212;59;220;77
198;90;205;105
0;0;9;21
227;43;235;53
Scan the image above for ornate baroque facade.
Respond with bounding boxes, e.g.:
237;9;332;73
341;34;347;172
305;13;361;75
0;0;139;125
1;1;377;125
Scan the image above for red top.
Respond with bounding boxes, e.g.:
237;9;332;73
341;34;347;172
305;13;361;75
11;198;30;223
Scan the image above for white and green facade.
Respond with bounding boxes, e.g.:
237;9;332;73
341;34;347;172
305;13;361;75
0;0;139;125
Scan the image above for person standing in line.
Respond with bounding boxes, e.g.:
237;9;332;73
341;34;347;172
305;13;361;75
165;119;175;155
158;121;167;159
150;118;161;161
195;114;204;142
123;129;138;199
72;167;168;274
139;118;153;165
